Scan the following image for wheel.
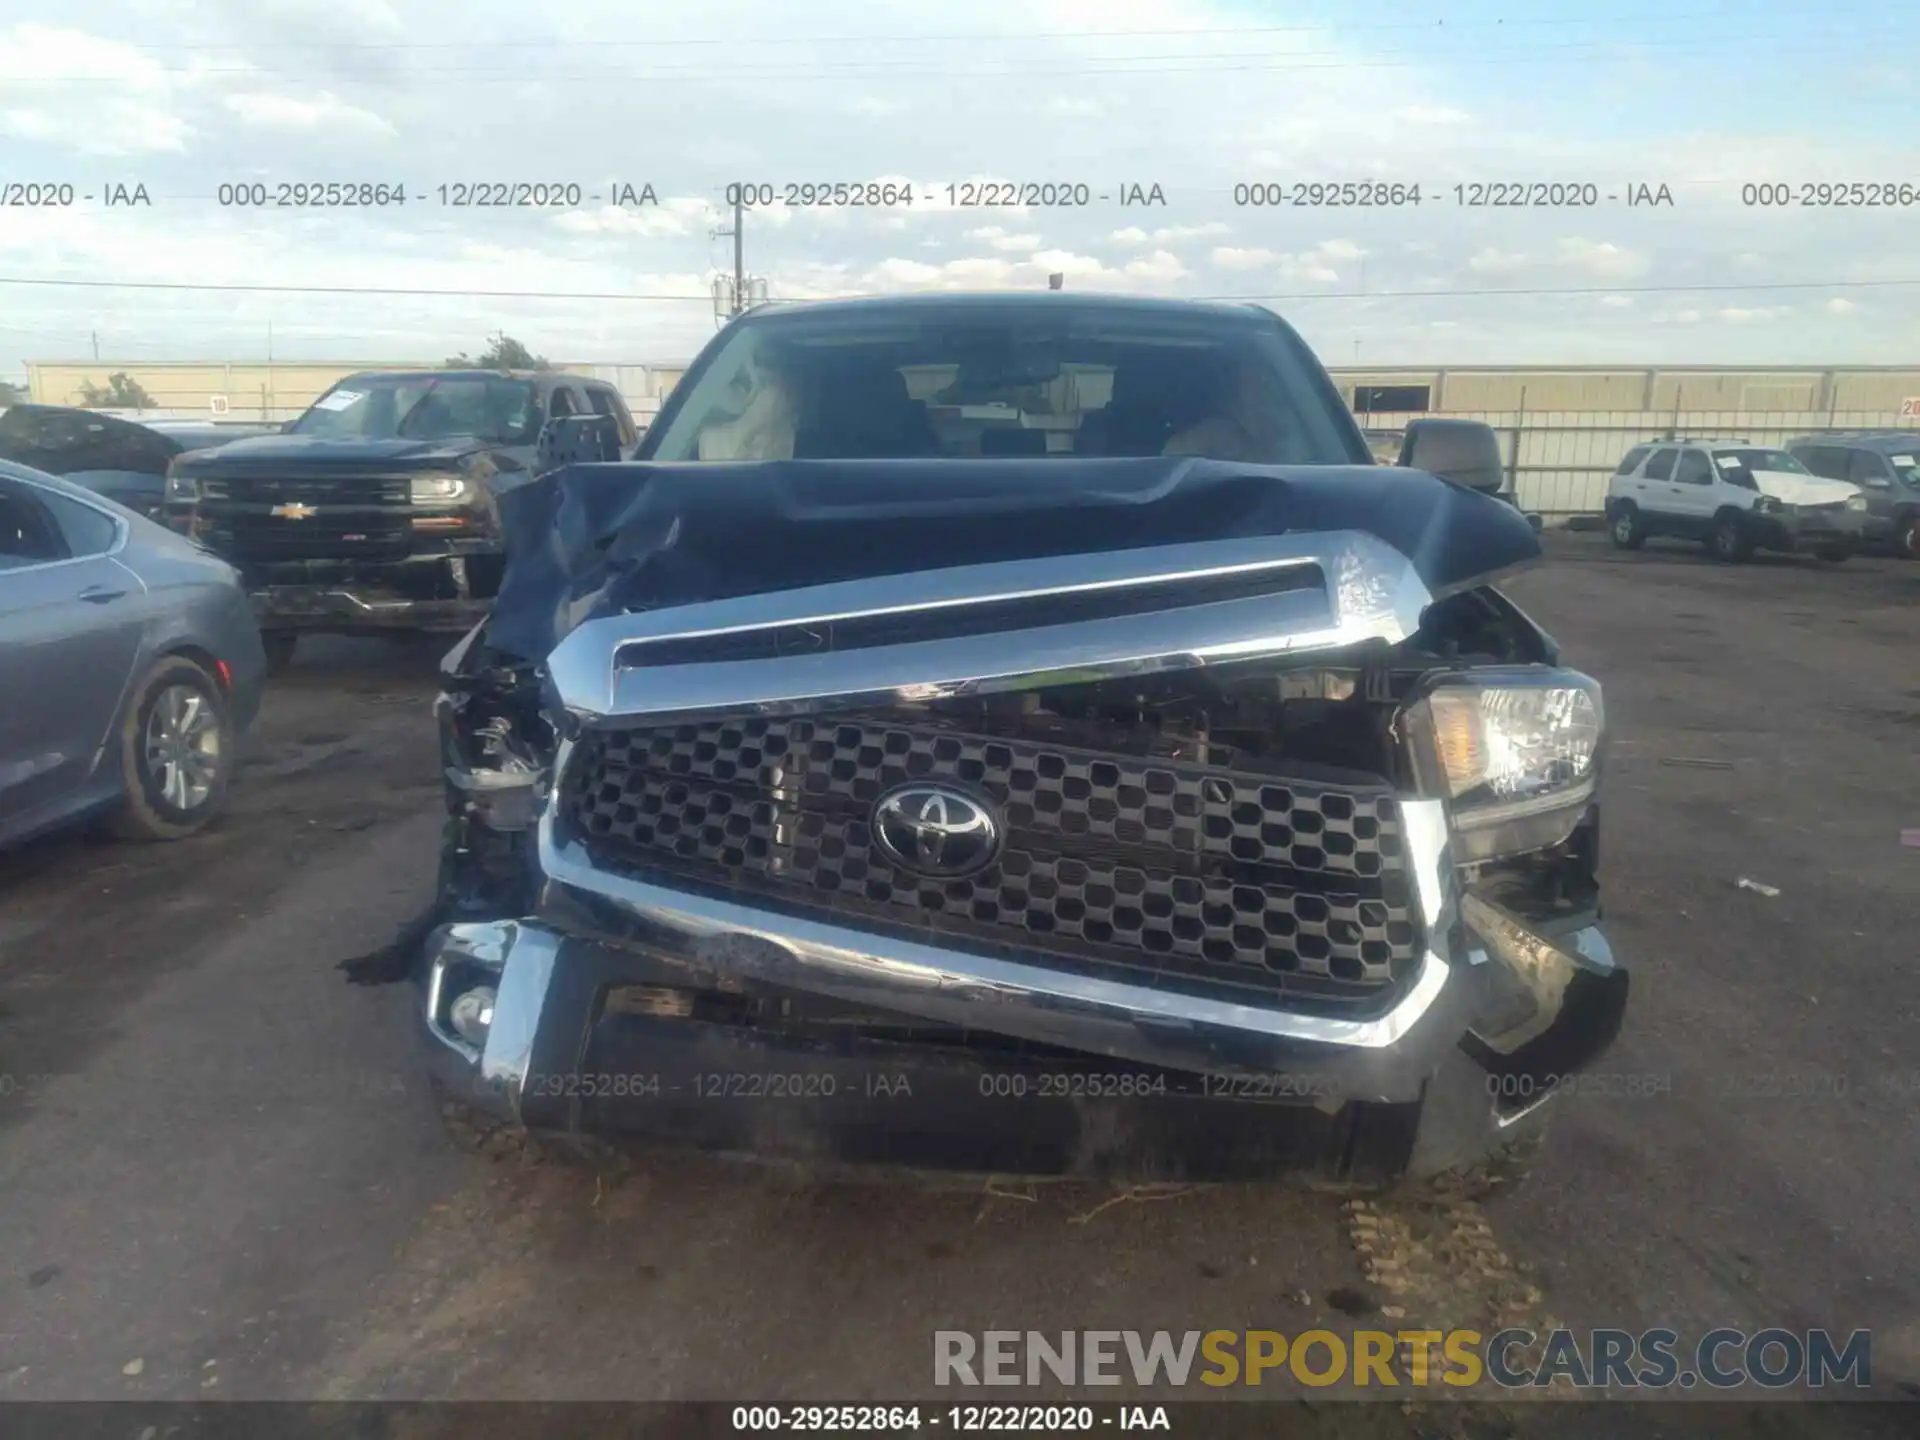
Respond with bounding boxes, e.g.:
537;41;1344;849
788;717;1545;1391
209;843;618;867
1607;504;1646;550
1895;514;1920;561
261;632;298;675
105;656;235;841
1709;513;1752;563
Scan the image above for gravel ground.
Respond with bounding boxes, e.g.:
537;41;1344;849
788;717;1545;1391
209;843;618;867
0;534;1916;1434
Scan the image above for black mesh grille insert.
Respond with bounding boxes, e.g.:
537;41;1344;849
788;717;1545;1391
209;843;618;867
560;713;1421;1006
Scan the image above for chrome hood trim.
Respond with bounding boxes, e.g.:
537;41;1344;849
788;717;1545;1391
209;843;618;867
544;531;1432;723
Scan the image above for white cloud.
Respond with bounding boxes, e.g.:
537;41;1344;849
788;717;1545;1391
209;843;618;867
222;90;395;135
1315;239;1366;262
1396;105;1471;126
1825;297;1859;315
1600;295;1634;308
1468;248;1529;275
554;197;715;238
1124;249;1188;281
1048;97;1103;117
1554;238;1651;280
1110;227;1151;246
870;258;942;285
1211;246;1277;271
1145;223;1230;244
0;24;194;154
965;226;1044;252
1718;306;1789;323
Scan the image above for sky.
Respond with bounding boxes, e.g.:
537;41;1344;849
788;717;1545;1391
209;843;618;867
0;0;1912;371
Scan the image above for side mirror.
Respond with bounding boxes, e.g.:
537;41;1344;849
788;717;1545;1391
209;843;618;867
1398;418;1505;495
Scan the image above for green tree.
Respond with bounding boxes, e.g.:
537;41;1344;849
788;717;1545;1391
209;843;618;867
446;334;551;370
78;372;156;408
0;380;23;406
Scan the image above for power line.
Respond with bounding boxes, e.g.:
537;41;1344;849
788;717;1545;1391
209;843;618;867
18;31;1873;82
71;8;1822;51
2;275;1916;303
0;277;714;301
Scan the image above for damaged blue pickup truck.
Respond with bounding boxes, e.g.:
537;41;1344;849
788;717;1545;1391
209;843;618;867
360;293;1628;1193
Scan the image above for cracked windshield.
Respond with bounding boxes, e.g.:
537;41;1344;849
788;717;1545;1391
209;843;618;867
0;0;1913;1435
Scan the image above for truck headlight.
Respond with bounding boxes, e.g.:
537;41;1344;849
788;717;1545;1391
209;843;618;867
1846;493;1868;512
165;467;199;501
410;475;468;502
1753;495;1784;515
1403;669;1604;864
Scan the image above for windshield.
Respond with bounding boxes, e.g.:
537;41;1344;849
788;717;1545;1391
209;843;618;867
1714;448;1809;478
644;307;1363;465
290;376;542;444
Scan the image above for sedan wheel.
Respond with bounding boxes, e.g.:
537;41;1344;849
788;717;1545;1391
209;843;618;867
144;684;223;811
107;656;236;841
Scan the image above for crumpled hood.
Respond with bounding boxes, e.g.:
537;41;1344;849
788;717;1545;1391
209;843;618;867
479;456;1541;665
174;433;489;469
1750;470;1861;506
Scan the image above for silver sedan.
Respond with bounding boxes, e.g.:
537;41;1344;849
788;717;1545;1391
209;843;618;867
0;457;267;848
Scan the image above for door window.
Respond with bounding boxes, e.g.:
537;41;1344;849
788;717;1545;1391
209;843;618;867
0;479;70;569
585;386;637;447
1642;447;1677;481
547;387;580;419
37;488;121;556
1847;449;1893;486
1613;445;1651;476
1673;450;1713;485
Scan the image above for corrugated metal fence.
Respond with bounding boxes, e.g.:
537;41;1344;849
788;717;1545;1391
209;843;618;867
1355;410;1920;517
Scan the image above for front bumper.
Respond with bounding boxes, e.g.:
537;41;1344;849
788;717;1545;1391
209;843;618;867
246;555;495;635
416;802;1629;1184
1750;507;1867;550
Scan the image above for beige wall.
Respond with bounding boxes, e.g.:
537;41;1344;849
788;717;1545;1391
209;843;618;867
26;359;695;422
1327;367;1920;414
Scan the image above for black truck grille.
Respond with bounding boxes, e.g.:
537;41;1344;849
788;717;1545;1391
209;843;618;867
560;714;1421;1006
197;472;414;562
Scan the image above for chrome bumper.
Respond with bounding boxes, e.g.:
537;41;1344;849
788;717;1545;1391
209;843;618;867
420;795;1626;1169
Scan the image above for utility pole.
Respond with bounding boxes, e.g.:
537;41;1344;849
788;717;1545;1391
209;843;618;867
91;330;99;360
711;196;754;320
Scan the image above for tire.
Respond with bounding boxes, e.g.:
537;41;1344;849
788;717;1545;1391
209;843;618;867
261;632;298;675
1607;504;1646;550
1709;513;1752;563
105;656;236;842
1895;514;1920;561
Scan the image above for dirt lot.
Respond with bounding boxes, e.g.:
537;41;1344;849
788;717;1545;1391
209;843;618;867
1;533;1917;1431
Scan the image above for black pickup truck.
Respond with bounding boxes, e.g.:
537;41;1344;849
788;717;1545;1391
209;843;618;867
375;293;1629;1195
163;369;640;671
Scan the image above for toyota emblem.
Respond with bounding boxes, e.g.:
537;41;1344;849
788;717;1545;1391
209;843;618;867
871;783;1002;879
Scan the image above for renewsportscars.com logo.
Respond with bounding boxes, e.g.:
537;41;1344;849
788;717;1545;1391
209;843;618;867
934;1328;1872;1391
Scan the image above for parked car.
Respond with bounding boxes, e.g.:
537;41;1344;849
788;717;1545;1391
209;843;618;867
1785;432;1920;559
1604;437;1868;562
162;369;642;672
0;404;278;522
360;293;1627;1195
0;458;266;849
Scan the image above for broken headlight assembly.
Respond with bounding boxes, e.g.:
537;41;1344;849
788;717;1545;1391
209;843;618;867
1401;668;1604;865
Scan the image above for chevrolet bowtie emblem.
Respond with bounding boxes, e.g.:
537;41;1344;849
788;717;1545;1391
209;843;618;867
271;503;316;520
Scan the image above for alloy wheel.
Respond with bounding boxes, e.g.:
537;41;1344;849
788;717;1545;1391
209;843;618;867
143;684;224;811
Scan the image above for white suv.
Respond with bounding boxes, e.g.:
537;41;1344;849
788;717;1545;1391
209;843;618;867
1604;439;1869;563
